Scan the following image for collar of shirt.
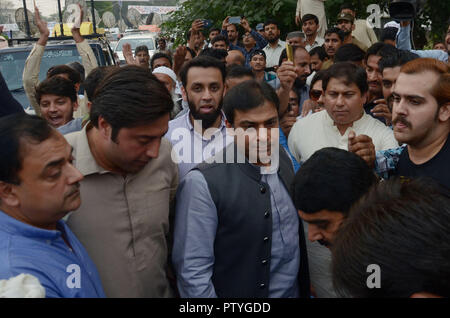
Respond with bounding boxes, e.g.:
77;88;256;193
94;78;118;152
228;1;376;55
184;110;227;141
0;210;64;242
265;40;286;50
323;109;369;133
69;123;109;177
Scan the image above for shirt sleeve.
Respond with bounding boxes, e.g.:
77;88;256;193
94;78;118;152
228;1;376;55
172;170;218;298
75;40;98;78
396;24;412;51
22;43;45;115
250;29;268;50
288;122;302;164
367;25;378;45
374;146;405;179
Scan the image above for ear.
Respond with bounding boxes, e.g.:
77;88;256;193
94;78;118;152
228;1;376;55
438;103;450;122
0;181;20;208
74;83;81;92
361;91;368;105
225;119;234;131
72;101;79;112
97;116;112;140
87;101;92;111
352;24;355;31
181;86;188;102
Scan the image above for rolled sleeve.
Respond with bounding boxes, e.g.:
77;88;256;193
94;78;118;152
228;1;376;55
172;170;218;298
22;44;45;115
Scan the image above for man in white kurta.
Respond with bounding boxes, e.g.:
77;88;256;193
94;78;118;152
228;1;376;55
296;0;327;38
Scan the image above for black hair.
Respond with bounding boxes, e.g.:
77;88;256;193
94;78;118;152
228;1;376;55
90;65;173;142
310;70;327;90
209;27;221;35
135;45;149;55
179;55;226;89
35;76;77;104
47;65;81;86
198;48;228;61
309;46;329;61
226;65;255;80
263;19;279;30
150;52;173;69
340;3;354;12
211;34;229;46
292;147;377;215
83;66;115;100
249;49;266;61
380;27;399;42
324;27;345;42
322;62;368;94
66;62;85;82
302;13;319;25
223;80;279;125
378;49;419;73
0;114;55;185
364;42;391;64
332;177;450;298
335;43;365;63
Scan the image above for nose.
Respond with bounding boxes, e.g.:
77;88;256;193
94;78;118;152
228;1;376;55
49;102;58;112
146;139;161;159
336;93;345;107
307;224;323;242
202;88;214;101
393;97;407;116
304;64;311;76
67;162;84;184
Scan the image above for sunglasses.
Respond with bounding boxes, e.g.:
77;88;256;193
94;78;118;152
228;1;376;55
309;89;322;101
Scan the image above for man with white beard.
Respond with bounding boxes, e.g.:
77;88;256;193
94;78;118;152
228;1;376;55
153;67;183;118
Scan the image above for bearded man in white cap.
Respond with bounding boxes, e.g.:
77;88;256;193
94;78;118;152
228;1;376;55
153;66;182;118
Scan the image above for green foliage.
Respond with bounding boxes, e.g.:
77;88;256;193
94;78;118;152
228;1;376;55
161;0;298;45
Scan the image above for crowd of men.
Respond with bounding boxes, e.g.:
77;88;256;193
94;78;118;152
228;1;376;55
0;2;449;298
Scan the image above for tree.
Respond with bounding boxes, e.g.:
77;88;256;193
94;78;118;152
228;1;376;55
160;0;298;45
325;0;450;49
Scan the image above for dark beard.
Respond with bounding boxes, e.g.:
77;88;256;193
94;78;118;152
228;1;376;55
268;35;279;44
188;100;223;129
294;77;306;88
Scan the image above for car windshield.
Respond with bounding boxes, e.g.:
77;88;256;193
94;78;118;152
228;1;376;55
0;48;83;91
115;38;155;51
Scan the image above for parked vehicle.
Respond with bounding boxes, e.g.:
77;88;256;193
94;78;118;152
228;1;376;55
0;37;116;111
114;32;157;64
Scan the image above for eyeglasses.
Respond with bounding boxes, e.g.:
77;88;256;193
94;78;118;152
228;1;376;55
309;89;322;101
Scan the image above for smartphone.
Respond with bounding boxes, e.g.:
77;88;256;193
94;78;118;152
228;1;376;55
202;19;213;29
286;43;294;62
229;16;241;24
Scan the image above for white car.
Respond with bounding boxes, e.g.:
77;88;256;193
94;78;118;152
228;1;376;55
114;33;157;64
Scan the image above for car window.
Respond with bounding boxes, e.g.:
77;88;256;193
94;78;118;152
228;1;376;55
115;38;155;51
0;48;83;90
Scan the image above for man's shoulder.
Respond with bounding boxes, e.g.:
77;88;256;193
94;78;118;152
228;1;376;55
64;129;84;147
166;112;190;143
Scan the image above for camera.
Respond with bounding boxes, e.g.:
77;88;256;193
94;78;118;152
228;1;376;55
388;0;425;21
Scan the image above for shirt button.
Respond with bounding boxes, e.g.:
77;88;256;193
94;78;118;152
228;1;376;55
263;236;269;242
260;186;266;194
264;211;270;218
260;283;266;289
262;259;268;265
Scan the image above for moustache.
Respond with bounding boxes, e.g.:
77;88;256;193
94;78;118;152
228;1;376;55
318;239;331;248
65;184;80;199
392;116;412;129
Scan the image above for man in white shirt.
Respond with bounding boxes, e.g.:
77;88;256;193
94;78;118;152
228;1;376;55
288;62;398;165
301;14;324;52
263;20;286;69
295;0;327;38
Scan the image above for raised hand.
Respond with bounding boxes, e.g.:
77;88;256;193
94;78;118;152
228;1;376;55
122;43;139;66
348;131;376;168
34;1;49;39
371;99;392;126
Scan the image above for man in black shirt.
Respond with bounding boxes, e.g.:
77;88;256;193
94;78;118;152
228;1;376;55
391;58;450;189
